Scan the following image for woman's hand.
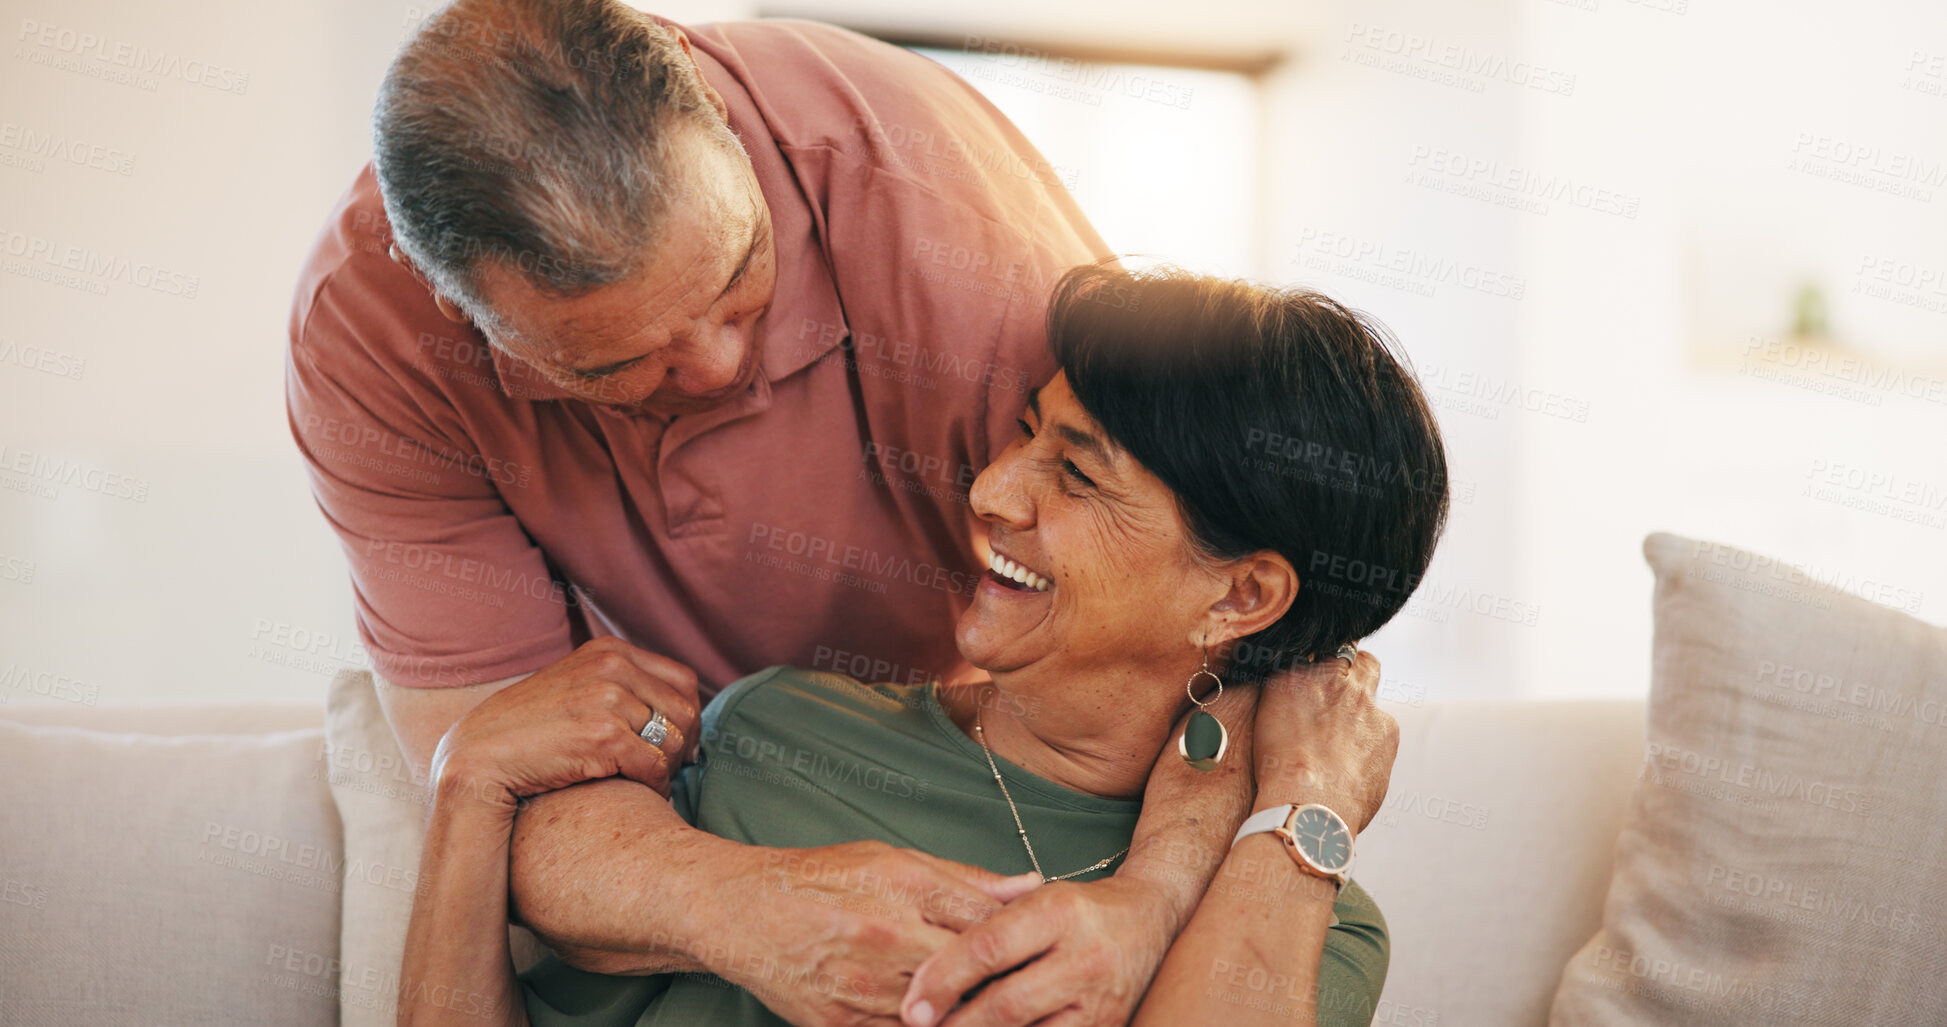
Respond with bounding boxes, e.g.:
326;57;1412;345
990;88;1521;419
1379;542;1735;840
1251;649;1397;833
429;637;704;810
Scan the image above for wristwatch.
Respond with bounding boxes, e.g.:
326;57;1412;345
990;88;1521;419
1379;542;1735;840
1232;802;1355;892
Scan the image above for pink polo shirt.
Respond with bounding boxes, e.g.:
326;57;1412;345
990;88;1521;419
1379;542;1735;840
286;19;1107;694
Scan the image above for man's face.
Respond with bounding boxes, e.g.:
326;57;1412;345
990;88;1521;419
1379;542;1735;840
476;127;778;417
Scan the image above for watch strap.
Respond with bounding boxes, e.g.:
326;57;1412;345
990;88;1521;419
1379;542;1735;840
1232;804;1296;847
1232;802;1352;891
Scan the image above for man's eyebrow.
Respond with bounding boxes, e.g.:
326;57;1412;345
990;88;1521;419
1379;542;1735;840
570;355;644;379
1026;388;1041;418
566;222;765;379
716;218;761;299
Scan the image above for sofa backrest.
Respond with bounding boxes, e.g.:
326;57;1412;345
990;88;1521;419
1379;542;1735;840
1359;697;1646;1027
0;712;342;1027
0;696;1647;1027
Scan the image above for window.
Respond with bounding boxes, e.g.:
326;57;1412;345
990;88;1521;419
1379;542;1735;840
912;45;1262;280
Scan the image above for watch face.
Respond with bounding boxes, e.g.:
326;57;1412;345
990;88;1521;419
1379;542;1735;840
1288;805;1353;874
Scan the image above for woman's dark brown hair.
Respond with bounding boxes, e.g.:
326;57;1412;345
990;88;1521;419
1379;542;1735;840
1047;264;1450;683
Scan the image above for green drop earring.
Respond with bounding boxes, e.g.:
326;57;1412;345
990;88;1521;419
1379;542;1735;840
1178;645;1228;772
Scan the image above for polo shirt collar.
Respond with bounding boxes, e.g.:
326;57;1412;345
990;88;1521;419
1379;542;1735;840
486;19;846;403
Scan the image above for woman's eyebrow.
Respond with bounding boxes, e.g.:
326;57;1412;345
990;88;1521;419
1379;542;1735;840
1053;423;1116;467
1026;387;1118;466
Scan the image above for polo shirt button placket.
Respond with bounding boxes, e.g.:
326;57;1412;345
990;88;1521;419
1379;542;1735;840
657;376;768;538
663;463;724;538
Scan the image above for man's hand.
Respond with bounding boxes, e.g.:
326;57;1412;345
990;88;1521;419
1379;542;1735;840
429;636;702;802
898;875;1173;1027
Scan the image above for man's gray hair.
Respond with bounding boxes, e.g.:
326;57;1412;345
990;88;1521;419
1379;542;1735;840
373;0;740;333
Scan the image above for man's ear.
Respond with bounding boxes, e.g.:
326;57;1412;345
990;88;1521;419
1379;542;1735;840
1199;552;1298;648
430;293;470;324
667;26;731;123
389;242;471;325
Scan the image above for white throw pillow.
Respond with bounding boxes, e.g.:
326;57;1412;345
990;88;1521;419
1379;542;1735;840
324;669;545;1027
0;720;342;1026
1548;533;1947;1025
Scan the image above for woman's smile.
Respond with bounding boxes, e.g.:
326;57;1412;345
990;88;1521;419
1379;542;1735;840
984;546;1053;593
966;541;1057;663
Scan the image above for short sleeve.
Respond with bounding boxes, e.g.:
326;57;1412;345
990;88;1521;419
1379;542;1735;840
1317;879;1391;1027
519;954;672;1027
667;760;701;826
667;665;796;822
286;260;575;688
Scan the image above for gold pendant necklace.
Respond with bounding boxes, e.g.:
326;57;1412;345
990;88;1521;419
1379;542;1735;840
973;706;1130;884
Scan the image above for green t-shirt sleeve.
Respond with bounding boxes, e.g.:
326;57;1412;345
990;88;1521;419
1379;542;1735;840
668;763;699;825
520;959;673;1027
667;666;786;823
1317;879;1391;1027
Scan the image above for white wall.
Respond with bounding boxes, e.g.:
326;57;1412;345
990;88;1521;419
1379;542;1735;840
1260;0;1535;702
1509;0;1947;699
1263;0;1947;701
0;0;751;709
4;0;1941;708
3;0;390;710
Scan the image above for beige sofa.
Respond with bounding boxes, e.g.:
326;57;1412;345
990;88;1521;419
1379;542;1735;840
0;689;1644;1026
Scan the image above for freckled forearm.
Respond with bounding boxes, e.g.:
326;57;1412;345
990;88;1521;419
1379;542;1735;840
507;778;718;975
400;785;528;1027
1135;835;1337;1027
1117;745;1257;931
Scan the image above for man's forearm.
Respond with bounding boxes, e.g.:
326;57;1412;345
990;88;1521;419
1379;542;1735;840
1115;739;1257;931
508;777;729;976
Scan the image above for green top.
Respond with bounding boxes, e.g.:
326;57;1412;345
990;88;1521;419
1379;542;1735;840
519;666;1390;1026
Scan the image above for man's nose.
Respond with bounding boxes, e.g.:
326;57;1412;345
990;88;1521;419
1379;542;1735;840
671;319;746;385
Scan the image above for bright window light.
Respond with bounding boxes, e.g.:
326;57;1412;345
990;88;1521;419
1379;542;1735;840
912;45;1262;280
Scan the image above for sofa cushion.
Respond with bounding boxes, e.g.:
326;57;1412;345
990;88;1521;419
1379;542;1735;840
323;669;434;1027
324;669;546;1027
0;704;323;736
1549;533;1947;1024
1354;697;1645;1027
0;720;342;1026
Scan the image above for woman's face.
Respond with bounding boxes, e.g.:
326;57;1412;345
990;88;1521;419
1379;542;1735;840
956;372;1239;682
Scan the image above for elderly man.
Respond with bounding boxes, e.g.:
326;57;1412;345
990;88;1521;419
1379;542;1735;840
287;2;1322;1024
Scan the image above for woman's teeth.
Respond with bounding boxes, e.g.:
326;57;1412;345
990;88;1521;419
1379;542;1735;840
988;551;1052;592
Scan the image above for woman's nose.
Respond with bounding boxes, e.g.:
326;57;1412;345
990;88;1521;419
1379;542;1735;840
970;444;1035;528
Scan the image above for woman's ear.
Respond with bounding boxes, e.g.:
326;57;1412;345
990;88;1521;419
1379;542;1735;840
1200;552;1298;647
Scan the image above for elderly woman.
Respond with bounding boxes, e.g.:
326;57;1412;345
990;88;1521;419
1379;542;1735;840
400;264;1450;1027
